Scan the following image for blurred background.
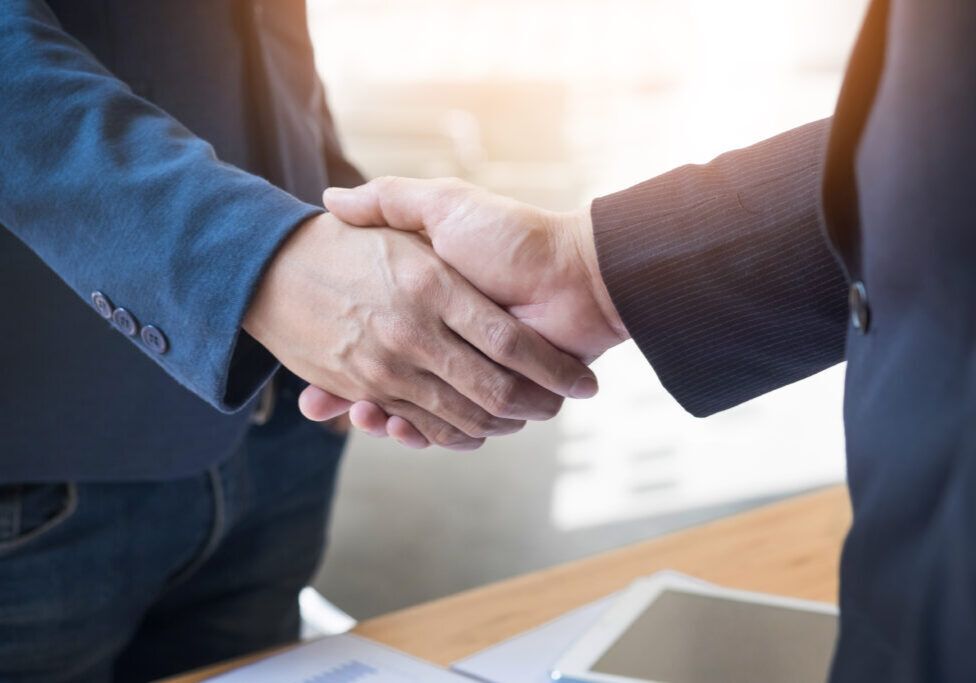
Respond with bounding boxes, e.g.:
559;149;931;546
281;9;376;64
305;0;869;620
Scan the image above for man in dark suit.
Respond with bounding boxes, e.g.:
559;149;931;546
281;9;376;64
314;0;976;678
0;1;596;680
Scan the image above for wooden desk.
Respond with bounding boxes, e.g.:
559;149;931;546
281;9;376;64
168;485;850;682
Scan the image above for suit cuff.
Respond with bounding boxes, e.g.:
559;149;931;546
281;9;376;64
142;184;323;414
214;199;324;412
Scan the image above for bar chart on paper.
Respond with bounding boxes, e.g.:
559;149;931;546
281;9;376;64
207;635;470;683
302;661;386;683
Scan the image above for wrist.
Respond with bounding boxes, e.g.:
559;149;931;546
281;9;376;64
561;206;627;341
243;213;332;351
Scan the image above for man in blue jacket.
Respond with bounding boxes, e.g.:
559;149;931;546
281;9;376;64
0;2;597;681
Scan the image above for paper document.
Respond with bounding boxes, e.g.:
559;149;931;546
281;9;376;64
453;596;617;683
208;633;470;683
452;572;712;683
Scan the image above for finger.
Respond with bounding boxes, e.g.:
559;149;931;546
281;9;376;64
346;404;460;451
442;287;598;400
298;386;353;422
401;371;526;439
429;322;563;420
349;401;390;438
386;416;428;449
381;399;485;451
323;177;463;234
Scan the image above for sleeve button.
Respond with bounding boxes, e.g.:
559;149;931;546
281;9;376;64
849;281;870;334
140;325;169;355
111;308;139;337
91;291;114;319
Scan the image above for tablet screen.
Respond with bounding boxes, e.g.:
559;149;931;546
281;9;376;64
590;588;837;683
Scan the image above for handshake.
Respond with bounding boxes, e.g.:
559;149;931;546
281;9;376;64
244;178;629;450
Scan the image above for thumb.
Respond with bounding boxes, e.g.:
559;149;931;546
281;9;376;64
324;177;465;235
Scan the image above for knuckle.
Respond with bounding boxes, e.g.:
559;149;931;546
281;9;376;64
362;360;396;387
483;374;521;417
385;318;422;352
402;264;443;297
430;423;469;448
453;411;486;438
485;319;522;360
424;386;450;417
462;413;505;439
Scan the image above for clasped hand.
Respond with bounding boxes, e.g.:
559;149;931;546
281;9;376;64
246;178;629;449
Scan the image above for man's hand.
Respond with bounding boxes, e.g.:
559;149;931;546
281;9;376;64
299;178;629;443
245;210;598;450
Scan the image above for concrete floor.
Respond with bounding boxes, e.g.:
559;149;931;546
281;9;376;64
312;342;846;620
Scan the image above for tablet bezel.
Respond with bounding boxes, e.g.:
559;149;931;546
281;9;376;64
550;574;838;683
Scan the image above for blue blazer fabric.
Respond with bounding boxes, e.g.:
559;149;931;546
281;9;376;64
0;0;361;480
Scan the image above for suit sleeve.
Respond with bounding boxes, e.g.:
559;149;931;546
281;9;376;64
591;119;849;416
0;0;322;412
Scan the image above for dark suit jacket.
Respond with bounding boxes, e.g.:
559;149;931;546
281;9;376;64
0;0;362;480
592;0;976;678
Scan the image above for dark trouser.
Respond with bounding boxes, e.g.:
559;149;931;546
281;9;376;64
0;398;346;683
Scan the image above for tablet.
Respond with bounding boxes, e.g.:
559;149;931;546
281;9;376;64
551;574;838;683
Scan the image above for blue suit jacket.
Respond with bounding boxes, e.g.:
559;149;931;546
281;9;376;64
0;0;362;480
593;0;976;678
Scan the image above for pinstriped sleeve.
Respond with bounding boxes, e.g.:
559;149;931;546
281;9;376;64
591;120;849;417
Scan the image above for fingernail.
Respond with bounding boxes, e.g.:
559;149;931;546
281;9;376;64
322;187;351;203
570;376;599;399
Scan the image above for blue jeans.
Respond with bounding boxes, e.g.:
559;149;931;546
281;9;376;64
0;397;346;683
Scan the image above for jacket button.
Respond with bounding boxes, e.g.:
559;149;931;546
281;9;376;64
849;281;870;334
91;291;113;319
140;325;169;354
111;308;139;337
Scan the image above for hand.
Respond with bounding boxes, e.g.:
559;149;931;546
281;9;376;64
299;178;628;441
245;210;598;450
